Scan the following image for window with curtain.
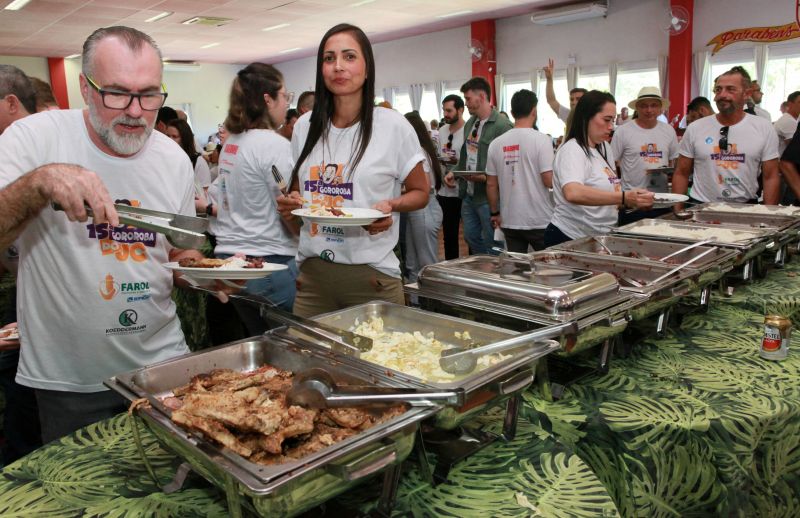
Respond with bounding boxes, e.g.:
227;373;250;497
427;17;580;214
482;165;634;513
393;93;413;115
419;90;439;123
763;54;800;121
615;68;659;115
442;88;463;103
502;81;531;117
536;77;569;138
579;73;610;93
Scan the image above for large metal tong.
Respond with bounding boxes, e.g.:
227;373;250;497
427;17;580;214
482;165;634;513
54;203;208;249
189;287;372;354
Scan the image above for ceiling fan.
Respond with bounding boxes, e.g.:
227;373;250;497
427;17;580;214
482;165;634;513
468;38;484;62
663;5;690;35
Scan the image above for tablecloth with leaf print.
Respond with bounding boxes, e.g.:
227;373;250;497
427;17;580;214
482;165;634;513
3;263;800;517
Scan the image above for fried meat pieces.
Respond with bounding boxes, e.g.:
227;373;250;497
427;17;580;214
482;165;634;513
166;366;405;465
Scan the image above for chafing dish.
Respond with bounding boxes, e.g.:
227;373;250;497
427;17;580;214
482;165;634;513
613;218;775;280
689;201;800;218
106;335;437;518
552;235;739;289
303;302;560;430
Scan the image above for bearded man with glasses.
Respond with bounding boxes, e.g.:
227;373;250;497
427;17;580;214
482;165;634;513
672;66;780;209
0;26;213;442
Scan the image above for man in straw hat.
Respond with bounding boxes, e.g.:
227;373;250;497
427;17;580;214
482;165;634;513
672;66;780;207
611;86;679;224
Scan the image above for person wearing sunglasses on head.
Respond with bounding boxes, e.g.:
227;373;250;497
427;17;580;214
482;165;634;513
0;26;219;443
672;66;780;209
437;94;465;260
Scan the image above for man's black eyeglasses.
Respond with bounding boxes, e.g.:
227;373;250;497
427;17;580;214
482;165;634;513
719;126;729;152
472;119;481;139
85;75;168;111
445;132;454;149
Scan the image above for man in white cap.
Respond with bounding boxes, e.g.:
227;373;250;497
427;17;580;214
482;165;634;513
611;86;679;224
672;66;779;206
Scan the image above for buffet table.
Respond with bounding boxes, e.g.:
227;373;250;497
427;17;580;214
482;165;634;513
1;261;800;516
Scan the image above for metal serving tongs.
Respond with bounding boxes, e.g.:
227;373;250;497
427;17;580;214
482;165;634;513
53;202;208;249
649;246;718;285
188;286;372;354
286;368;463;408
659;239;716;262
439;321;577;376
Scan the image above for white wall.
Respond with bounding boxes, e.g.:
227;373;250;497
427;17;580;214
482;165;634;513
276;25;472;95
0;55;50;82
694;0;796;54
61;61;241;146
497;0;667;77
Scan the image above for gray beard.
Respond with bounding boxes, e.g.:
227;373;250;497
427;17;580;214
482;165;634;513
88;102;152;155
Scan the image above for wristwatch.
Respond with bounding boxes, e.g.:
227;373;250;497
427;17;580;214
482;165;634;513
490;210;500;217
205;203;214;216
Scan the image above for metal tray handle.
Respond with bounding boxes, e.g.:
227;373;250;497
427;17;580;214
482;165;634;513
497;369;535;396
326;443;398;482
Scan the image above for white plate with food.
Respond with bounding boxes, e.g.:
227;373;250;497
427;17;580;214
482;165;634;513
0;327;20;344
163;257;288;280
652;193;689;207
292;207;386;226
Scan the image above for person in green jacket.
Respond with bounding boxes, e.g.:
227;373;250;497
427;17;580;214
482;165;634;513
444;76;513;255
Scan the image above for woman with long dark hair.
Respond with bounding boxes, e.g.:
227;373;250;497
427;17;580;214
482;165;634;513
544;90;654;247
403;111;442;284
276;23;429;317
165;118;211;210
213;62;298;331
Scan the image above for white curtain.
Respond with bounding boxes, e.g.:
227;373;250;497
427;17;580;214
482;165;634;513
657;55;669;97
382;87;395;108
530;69;540;98
433;80;446;118
566;65;579;91
754;44;769;86
608;62;618;98
693;51;711;98
409;83;424;112
494;73;505;110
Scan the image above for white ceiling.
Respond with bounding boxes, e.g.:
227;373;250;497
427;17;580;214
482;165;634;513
0;0;562;64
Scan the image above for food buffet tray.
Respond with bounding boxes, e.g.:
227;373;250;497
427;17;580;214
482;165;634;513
678;210;800;232
106;335;436;515
613;218;774;250
416;255;629;321
552;235;739;274
304;302;560;428
690;201;800;218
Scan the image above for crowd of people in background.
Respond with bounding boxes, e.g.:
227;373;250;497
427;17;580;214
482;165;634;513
1;22;800;466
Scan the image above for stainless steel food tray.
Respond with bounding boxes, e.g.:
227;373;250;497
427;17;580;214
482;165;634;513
678;210;800;232
552;235;739;277
416;254;629;321
690;202;800;218
304;302;560;429
613;218;774;250
106;335;436;516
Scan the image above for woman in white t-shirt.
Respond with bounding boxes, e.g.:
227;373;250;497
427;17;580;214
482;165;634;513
165;119;212;213
277;23;429;318
545;91;654;247
213;63;299;332
403;111;443;284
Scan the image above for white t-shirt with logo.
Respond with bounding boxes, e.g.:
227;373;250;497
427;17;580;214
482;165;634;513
465;117;488;196
551;139;620;238
291;107;425;278
213;129;298;257
774;113;798;156
611;121;679;190
437;123;464;197
0;109;193;392
679;113;780;202
486;128;554;229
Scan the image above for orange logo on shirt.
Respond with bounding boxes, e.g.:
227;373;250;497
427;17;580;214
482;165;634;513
99;273;119;300
603;166;622;192
639;144;663;164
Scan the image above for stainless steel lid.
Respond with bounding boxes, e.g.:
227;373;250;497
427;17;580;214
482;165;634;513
612;218;774;249
417;255;624;319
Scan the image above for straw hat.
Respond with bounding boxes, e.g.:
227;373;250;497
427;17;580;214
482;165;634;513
628;86;669;111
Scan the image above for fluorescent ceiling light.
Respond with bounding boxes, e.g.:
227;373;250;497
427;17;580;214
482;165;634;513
65;54;81;59
262;23;290;32
531;2;607;25
436;10;473;19
145;11;172;22
279;47;301;54
350;0;376;6
3;0;32;10
200;42;220;49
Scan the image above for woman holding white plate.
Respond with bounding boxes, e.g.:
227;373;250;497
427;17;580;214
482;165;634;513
213;62;298;332
277;23;429;317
